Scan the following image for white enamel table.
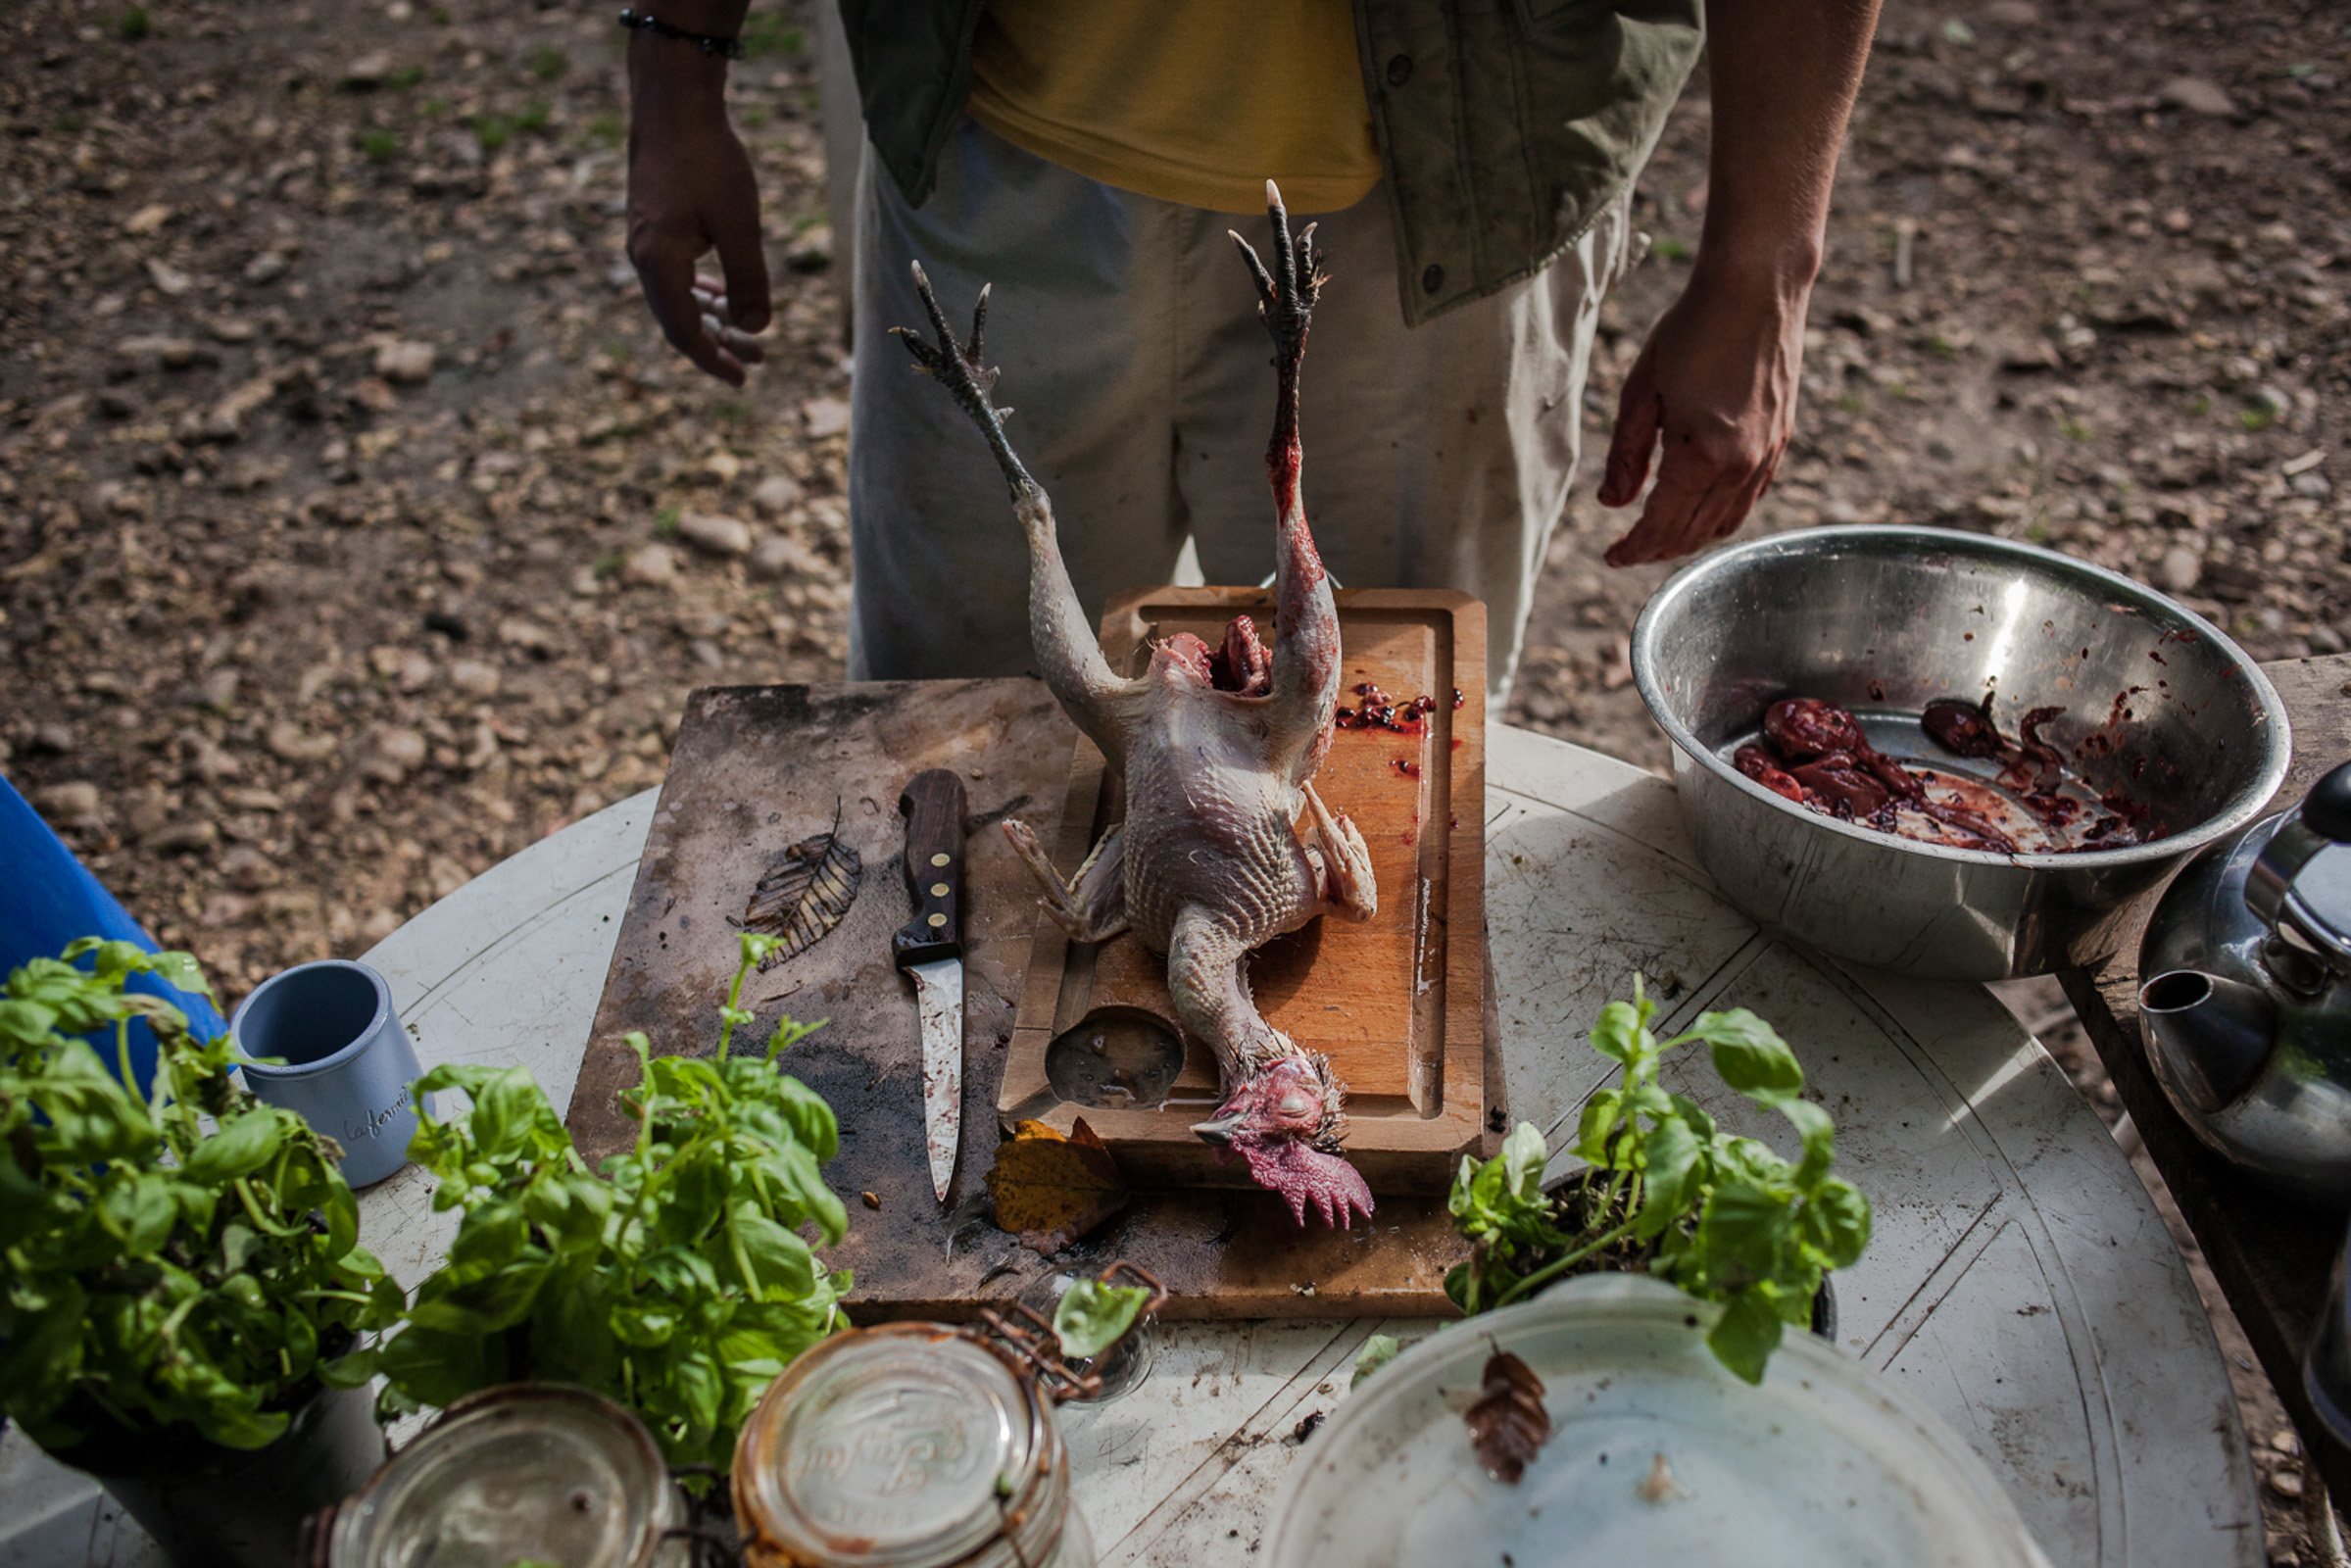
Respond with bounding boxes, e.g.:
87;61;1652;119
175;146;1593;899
0;727;2262;1567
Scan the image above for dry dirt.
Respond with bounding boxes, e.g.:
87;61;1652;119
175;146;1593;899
3;0;2346;1557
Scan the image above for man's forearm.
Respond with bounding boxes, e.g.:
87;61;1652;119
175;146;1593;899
1695;0;1881;295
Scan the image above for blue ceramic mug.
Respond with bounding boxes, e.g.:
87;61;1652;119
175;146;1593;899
230;959;433;1188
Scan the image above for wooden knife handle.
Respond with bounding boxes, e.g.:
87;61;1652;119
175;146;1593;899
893;768;967;968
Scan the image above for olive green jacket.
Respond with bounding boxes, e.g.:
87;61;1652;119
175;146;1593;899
836;0;1704;325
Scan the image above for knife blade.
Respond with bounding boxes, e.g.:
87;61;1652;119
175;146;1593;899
893;768;969;1203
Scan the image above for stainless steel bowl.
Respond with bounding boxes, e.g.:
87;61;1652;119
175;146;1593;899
1631;525;2291;979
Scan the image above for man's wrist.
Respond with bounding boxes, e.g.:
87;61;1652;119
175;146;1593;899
620;0;750;37
622;2;750;94
1689;228;1824;304
629;30;734;109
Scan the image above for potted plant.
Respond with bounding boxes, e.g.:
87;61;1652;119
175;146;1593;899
337;931;855;1475
1412;981;1872;1384
0;940;396;1567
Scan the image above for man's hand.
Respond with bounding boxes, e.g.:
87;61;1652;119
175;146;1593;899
626;16;768;386
1597;266;1804;566
1596;0;1880;568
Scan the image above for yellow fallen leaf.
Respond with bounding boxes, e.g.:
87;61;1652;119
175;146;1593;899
985;1116;1130;1252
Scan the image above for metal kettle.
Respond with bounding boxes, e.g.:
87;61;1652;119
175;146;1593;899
2137;761;2351;1206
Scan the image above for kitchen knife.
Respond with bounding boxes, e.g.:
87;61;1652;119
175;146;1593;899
894;768;968;1203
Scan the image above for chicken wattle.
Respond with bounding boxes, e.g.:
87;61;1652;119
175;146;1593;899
894;183;1379;1228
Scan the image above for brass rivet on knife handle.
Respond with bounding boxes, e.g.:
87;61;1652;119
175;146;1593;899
893;768;967;968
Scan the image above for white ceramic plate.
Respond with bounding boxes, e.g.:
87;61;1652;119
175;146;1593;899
1268;1274;2051;1568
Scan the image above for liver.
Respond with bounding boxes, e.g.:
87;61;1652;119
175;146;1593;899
0;721;2262;1568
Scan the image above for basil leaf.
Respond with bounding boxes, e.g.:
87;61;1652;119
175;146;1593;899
1498;1122;1547;1201
378;1324;501;1408
1668;1093;1716;1142
1351;1333;1402;1389
144;950;216;1001
670;1348;725;1433
1777;1097;1837;1188
318;1344;380;1390
408;1257;550;1335
731;1211;817;1299
1053;1279;1152;1359
1686;1009;1804;1101
1802;1177;1873;1269
1587;1000;1646;1064
1706;1288;1786;1386
1574;1091;1624;1166
1695;1181;1793;1281
1634;1116;1701;1241
194;1401;288;1451
182;1108;288;1183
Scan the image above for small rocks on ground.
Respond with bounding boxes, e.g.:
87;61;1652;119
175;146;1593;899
37;781;102;822
266;721;339;764
802;397;851;439
375;340;437;384
2159;76;2237;117
676;512;753;557
496;618;559;657
621;542;679;587
751;534;824;580
448;660;501;699
145;819;220;856
365;726;428;783
2159;547;2204;595
220;845;280;893
753;473;804;515
186;736;242;783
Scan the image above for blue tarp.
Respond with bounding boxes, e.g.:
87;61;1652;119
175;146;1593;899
0;770;228;1089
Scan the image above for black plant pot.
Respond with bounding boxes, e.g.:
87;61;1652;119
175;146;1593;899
45;1383;385;1568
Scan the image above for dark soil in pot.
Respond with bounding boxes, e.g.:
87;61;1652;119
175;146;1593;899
44;1381;384;1568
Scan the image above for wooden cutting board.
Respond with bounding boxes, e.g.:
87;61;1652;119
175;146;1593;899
569;675;1491;1321
1003;588;1491;1193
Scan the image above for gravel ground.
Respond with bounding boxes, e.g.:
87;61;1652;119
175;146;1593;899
3;0;2345;1556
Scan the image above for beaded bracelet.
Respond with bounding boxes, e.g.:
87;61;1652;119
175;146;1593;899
615;8;745;59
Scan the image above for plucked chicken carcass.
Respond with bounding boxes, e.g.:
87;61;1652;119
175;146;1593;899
895;184;1379;1227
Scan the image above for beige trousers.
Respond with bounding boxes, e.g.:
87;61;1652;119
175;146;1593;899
846;119;1634;698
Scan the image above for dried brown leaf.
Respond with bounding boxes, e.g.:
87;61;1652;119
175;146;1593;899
1465;1348;1550;1483
743;801;862;971
985;1117;1131;1253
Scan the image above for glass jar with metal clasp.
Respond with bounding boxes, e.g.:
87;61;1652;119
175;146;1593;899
731;1264;1166;1568
314;1384;702;1568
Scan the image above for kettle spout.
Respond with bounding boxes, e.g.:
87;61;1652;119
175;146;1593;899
2138;969;2278;1114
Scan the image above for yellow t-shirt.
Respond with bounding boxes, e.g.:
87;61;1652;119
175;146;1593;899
964;1;1382;216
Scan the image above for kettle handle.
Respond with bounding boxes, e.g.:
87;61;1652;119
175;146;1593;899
2247;761;2351;967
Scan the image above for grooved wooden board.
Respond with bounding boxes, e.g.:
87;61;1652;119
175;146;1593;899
1002;589;1491;1193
